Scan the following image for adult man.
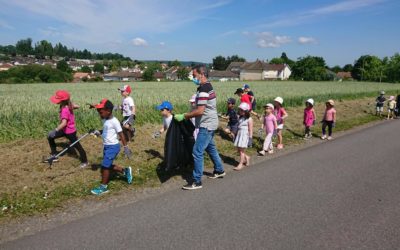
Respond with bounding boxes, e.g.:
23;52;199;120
175;65;225;190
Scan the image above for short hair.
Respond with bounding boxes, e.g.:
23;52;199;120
192;65;207;76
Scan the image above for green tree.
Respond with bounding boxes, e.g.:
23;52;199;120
343;64;353;72
15;38;33;56
212;55;227;70
142;68;155;81
34;40;53;59
330;65;342;73
269;58;285;64
93;63;104;73
168;60;182;67
56;60;70;72
291;56;329;81
280;52;295;68
352;55;383;82
80;65;92;73
177;67;190;80
385;53;400;83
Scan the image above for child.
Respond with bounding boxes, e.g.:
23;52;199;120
258;103;277;156
387;96;397;119
118;85;136;142
243;84;259;117
46;90;88;168
220;98;239;140
303;98;316;139
233;103;253;170
273;97;288;149
153;101;173;138
189;94;199;140
90;99;132;195
376;91;386;117
321;100;336;140
234;88;252;110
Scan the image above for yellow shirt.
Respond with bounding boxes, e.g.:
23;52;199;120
388;100;396;109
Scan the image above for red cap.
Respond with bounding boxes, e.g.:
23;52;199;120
50;90;70;104
95;98;114;110
118;85;132;94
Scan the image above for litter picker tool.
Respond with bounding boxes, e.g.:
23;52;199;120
44;132;91;168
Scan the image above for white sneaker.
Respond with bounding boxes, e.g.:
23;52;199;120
321;135;327;140
79;162;89;168
327;136;333;140
258;150;265;156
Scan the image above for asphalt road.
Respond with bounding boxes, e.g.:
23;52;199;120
3;120;400;250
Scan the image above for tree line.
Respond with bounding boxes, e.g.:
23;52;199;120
0;38;132;61
212;52;400;83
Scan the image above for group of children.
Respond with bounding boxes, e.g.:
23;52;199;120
47;83;395;194
47;86;135;195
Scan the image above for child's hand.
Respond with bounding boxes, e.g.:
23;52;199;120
124;146;132;159
86;103;96;109
89;129;101;137
257;128;264;138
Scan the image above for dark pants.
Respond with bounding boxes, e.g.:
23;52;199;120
322;121;333;136
305;126;311;135
48;130;88;163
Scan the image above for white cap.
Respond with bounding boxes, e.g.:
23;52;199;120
239;102;250;111
263;103;274;110
306;98;314;106
274;96;283;105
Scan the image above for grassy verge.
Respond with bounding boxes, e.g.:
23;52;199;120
0;97;390;221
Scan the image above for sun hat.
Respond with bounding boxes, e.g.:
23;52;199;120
118;85;132;94
157;101;173;111
243;84;250;89
238;102;250;111
274;97;283;105
326;99;335;106
306;98;314;106
263;103;274;110
227;98;236;104
234;88;244;94
50;90;70;104
189;94;196;103
95;98;114;110
380;90;385;95
389;95;395;101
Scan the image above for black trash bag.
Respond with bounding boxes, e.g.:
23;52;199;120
163;117;195;171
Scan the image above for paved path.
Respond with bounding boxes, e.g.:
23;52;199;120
3;120;400;250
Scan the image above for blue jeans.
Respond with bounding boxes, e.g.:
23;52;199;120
192;127;224;183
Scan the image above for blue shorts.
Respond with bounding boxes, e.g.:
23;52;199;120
102;144;120;168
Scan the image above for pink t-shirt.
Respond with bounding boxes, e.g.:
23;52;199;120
324;108;336;121
274;107;286;125
303;107;315;127
60;106;76;134
264;114;277;134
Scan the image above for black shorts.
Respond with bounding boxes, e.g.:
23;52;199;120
122;115;135;126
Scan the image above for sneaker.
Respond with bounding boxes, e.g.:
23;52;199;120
327;136;333;140
125;166;133;184
182;182;202;190
321;135;327;140
258;150;266;156
79;162;89;168
208;171;226;179
267;150;274;154
277;144;284;149
43;155;59;163
91;185;109;195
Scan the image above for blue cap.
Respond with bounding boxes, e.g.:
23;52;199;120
243;84;250;89
157;101;173;111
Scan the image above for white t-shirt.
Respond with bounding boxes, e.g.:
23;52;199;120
102;117;123;145
163;115;173;131
122;96;135;117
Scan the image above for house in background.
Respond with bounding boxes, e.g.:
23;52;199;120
0;63;13;71
337;71;353;81
208;70;240;82
104;71;142;81
73;72;90;82
235;60;291;81
165;66;179;81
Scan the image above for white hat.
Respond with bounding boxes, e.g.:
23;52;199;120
326;99;335;106
189;94;196;103
380;90;385;95
306;98;314;106
274;96;283;105
239;102;250;111
263;103;274;110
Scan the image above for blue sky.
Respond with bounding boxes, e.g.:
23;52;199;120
0;0;399;66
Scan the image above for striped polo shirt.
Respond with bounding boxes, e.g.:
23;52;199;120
195;82;219;130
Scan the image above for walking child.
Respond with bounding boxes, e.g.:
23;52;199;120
118;85;136;142
235;88;252;110
303;98;316;139
220;98;239;140
273;97;288;149
376;91;386;117
90;99;133;195
153;101;173;138
233;103;253;170
46;90;88;168
387;96;397;119
243;84;259;117
258;103;277;156
321;100;336;140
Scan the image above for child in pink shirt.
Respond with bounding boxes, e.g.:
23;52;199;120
259;103;277;156
46;90;88;168
321;99;336;140
303;98;316;139
274;97;288;149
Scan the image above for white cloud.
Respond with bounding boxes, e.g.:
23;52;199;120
248;32;291;48
132;38;148;47
159;42;165;46
298;36;317;44
258;0;386;28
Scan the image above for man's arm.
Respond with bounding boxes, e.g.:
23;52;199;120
184;105;206;119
